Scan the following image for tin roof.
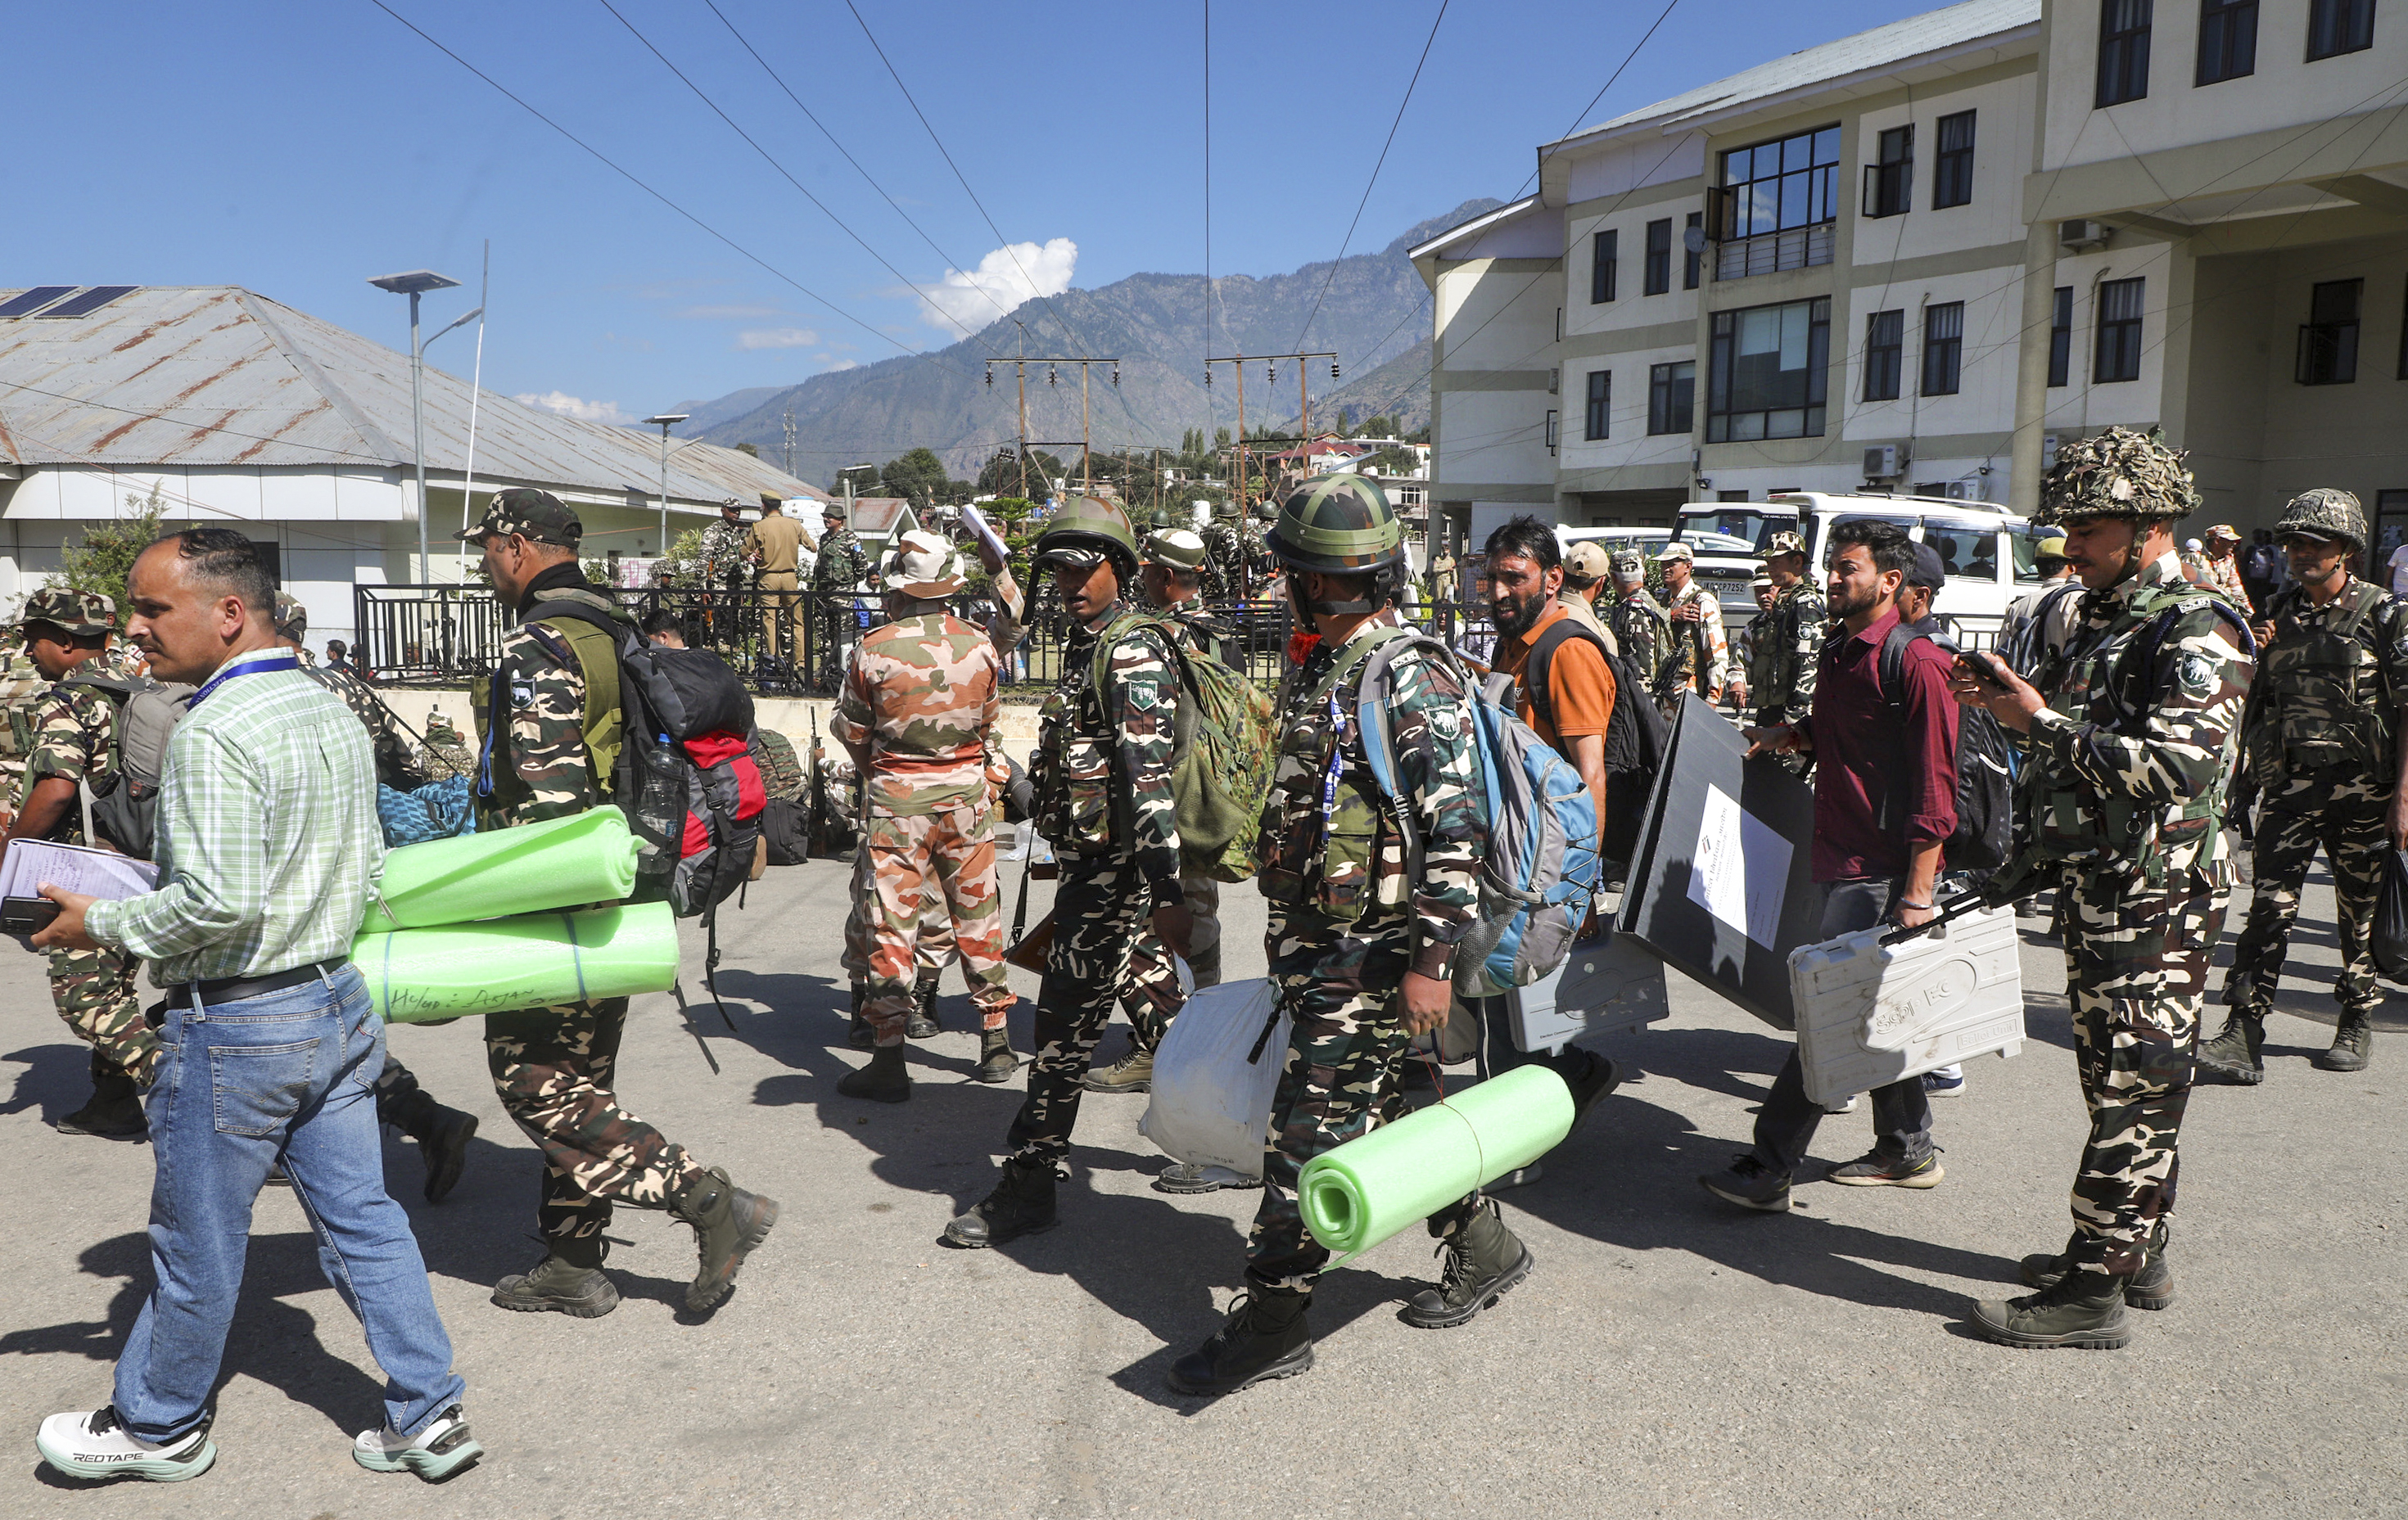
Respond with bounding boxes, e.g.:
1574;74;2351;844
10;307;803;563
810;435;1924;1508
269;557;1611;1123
0;285;828;507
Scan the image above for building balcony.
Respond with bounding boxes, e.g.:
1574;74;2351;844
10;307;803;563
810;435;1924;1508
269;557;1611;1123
1715;223;1834;281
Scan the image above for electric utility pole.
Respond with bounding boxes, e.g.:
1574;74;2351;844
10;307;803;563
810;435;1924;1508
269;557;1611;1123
987;325;1120;503
1205;351;1339;512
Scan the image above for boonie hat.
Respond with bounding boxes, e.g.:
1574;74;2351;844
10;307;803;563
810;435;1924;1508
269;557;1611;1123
272;590;307;642
1906;542;1946;591
18;587;114;638
1143;528;1208;571
1563;542;1612;583
822;501;847;521
1655;541;1694;563
881;528;966;598
457;487;583;548
1608;549;1647;578
1760;530;1808;561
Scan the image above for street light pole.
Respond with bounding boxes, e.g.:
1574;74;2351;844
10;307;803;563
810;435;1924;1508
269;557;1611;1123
368;269;465;581
643;413;690;560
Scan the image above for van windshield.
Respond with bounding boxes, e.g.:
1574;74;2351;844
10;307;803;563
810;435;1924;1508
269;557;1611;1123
1675;507;1800;553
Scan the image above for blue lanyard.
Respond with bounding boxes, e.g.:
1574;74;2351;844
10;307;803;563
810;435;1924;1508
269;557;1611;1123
1318;688;1346;823
187;652;300;710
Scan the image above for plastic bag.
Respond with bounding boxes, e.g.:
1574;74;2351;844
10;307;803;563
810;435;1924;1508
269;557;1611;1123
2375;849;2408;983
1138;978;1288;1179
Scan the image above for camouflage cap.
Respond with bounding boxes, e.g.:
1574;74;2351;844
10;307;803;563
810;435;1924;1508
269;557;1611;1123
2204;523;2242;542
1563;541;1613;583
18;586;114;637
1750;570;1774;589
1760;530;1808;561
1654;541;1694;563
1608;549;1647;579
272;589;307;641
2274;487;2366;552
2037;426;2199;525
456;486;583;547
1143;527;1208;571
881;527;966;597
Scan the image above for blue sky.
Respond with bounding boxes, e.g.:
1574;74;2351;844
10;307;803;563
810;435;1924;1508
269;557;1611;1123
5;0;1937;426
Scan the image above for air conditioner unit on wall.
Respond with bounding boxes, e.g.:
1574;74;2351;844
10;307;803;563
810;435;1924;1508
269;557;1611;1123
1863;444;1901;480
2058;219;2112;252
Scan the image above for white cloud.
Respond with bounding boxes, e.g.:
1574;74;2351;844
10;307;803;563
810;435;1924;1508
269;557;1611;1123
738;327;821;350
680;303;781;320
515;390;630;425
815;356;858;372
917;237;1077;333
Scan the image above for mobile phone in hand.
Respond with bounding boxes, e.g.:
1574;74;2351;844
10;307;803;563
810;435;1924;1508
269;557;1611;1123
1954;651;2009;689
2;895;61;939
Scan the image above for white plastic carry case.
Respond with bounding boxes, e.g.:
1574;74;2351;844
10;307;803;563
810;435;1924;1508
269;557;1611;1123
1509;931;1672;1053
1788;904;2025;1106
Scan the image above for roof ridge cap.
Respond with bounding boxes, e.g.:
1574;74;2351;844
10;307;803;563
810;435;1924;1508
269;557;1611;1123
233;291;404;466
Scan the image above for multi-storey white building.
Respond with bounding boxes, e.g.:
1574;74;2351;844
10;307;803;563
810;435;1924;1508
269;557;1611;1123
1417;0;2406;553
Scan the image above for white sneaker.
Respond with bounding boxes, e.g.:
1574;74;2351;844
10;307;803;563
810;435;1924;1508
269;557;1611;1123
1823;1094;1859;1115
36;1406;215;1482
353;1404;484;1481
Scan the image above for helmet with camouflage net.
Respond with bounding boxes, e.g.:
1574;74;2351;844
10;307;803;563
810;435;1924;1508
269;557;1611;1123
1032;494;1139;574
2036;426;2200;525
2273;487;2366;553
1267;473;1403;575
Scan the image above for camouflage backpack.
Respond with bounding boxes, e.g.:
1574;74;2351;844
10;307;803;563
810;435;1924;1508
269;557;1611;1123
1087;612;1276;882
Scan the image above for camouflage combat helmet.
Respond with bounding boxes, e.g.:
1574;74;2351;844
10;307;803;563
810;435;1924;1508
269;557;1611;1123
2037;426;2199;525
1032;494;1140;572
2273;487;2366;553
1267;474;1403;576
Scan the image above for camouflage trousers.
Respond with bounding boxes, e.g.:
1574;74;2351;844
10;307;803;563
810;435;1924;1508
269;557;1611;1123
847;802;1014;1045
1126;867;1222;1039
2058;871;2225;1276
1005;853;1183;1168
486;998;710;1245
1247;904;1480;1292
48;941;157;1085
2225;774;2389;1017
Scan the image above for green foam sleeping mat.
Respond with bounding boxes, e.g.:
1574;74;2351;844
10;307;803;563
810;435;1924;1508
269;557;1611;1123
361;806;638;933
356;902;680;1023
1299;1065;1574;1257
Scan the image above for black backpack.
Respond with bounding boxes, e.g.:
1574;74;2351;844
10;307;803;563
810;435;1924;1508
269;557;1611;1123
1520;617;1670;868
1876;620;2012;874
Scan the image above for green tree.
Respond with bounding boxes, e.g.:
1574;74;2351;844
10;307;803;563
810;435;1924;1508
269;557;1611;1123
878;447;960;507
734;441;760;458
53;483;174;625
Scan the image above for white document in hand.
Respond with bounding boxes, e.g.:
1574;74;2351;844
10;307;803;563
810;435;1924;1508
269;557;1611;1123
1686;784;1792;949
0;840;159;903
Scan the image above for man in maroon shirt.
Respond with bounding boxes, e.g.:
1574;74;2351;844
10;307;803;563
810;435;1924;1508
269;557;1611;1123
1699;519;1959;1211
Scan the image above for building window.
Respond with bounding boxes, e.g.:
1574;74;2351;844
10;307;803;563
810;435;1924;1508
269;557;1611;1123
1648;361;1695;435
2098;0;2154;107
1922;302;1965;395
2049;286;2073;386
1643;219;1673;295
2095;277;2145;382
1931;111;1976;208
1591;228;1618;304
2197;0;2258;82
2308;0;2377;57
1864;126;1914;218
2297;278;2363;384
1683;212;1703;289
1584;370;1611;440
1705;296;1830;443
1711;125;1841;277
1864;309;1904;400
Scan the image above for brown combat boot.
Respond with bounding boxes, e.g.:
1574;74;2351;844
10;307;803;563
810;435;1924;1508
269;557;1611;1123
2320;1009;2374;1072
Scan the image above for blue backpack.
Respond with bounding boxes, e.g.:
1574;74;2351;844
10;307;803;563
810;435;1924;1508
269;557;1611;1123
1344;628;1604;997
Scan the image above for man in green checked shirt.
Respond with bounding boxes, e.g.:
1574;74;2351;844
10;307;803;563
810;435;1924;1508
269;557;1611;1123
30;529;481;1486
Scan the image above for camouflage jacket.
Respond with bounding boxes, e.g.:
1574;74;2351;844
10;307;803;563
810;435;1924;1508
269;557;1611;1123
2020;553;2255;886
1257;611;1481;981
1660;581;1729;699
1201;520;1268;603
1748;582;1826;718
2243;577;2408;784
1609;589;1672;688
698;519;753;582
472;578;630;828
17;644;144;842
1143;594;1235;669
831;611;1002;818
0;635;48;793
417;709;477;780
297;647;423;790
1028;600;1182;895
811;527;869;590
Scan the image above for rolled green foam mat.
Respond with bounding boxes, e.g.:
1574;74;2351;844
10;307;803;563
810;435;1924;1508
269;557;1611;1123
356;903;680;1023
361;807;638;933
1299;1065;1574;1257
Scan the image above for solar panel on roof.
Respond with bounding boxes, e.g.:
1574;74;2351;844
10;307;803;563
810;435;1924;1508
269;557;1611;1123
0;286;78;318
38;286;138;318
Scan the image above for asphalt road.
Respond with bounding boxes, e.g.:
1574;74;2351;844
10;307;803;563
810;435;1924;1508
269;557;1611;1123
3;855;2404;1518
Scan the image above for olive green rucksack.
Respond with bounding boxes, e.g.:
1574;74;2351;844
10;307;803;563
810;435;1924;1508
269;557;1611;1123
1089;615;1277;882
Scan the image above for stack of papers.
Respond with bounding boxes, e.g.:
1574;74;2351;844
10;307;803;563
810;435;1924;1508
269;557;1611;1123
0;839;158;902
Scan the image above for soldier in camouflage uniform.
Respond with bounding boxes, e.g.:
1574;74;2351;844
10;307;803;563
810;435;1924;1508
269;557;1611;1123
1653;541;1729;711
1607;549;1672;703
0;589;160;1140
811;502;870;687
1170;475;1526;1398
461;487;779;1318
1950;427;2254;1351
0;624;47;823
944;495;1191;1249
1750;530;1825;774
829;529;1019;1101
2204;489;2408;1081
419;709;476;779
1201;499;1270;605
697;498;754;649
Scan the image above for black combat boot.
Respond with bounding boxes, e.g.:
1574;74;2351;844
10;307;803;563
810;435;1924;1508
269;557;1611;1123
974;1027;1020;1084
837;1043;911;1103
1972;1268;2130;1349
906;972;942;1040
55;1067;147;1143
1400;1198;1534;1328
846;984;873;1050
669;1166;780;1313
2195;1009;2266;1085
2019;1220;2175;1310
2320;1008;2374;1072
1167;1279;1314;1396
942;1157;1058;1248
382;1085;479;1204
491;1235;620;1319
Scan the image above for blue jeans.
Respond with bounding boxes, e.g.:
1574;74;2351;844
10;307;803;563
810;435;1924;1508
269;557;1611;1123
114;964;466;1442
